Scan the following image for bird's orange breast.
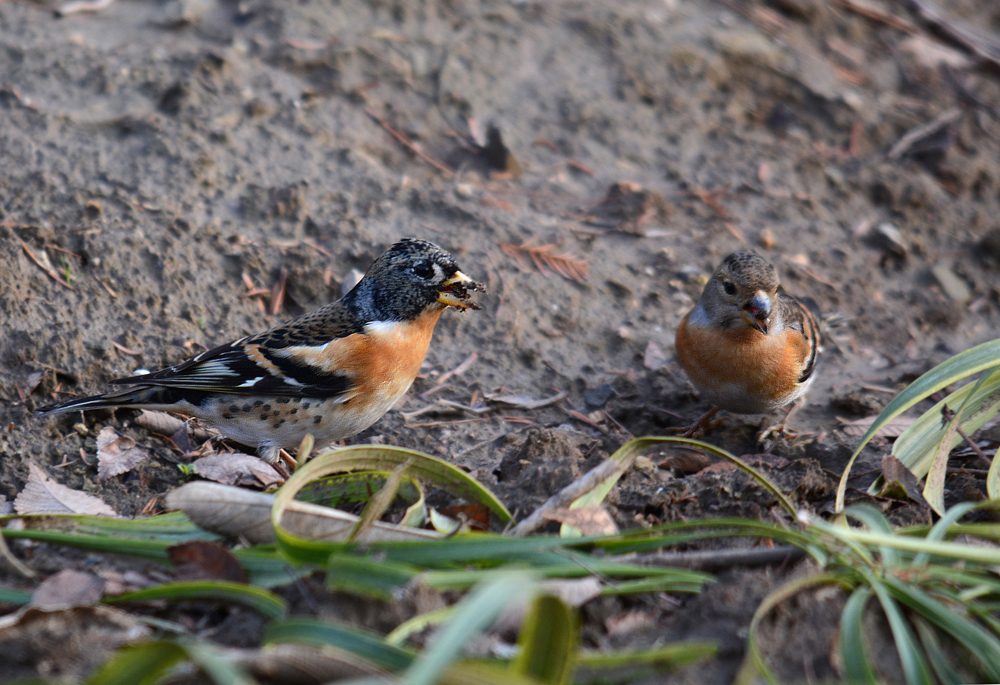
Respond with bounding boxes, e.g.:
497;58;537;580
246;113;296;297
675;312;809;413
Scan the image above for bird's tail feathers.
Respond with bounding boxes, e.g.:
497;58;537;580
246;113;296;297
34;386;161;417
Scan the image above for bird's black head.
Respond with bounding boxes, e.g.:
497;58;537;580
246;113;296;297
347;238;484;322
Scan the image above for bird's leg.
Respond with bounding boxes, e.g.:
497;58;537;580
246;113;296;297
673;407;722;438
757;399;807;446
258;444;291;479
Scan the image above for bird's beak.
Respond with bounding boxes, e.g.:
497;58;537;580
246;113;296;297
741;291;771;335
437;271;486;310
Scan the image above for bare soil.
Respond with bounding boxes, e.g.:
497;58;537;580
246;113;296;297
3;0;1000;682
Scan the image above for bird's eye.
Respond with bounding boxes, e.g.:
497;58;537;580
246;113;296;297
413;261;436;279
722;281;737;295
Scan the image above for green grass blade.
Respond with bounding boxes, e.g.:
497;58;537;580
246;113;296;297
180;640;254;685
105;580;287;620
232;545;311;588
577;642;717;669
831;528;1000;564
0;587;32;606
1;528;175;559
837;338;1000;511
864;570;934;685
884;575;1000;682
514;594;577;684
402;573;534;685
84;641;187;685
264;616;415;670
989;450;1000;500
387;606;457;647
912;617;968;685
839;586;878;684
911;501;978;568
914;368;1000;514
844;504;900;569
326;554;420;600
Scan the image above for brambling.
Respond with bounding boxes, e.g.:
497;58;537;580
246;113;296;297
36;238;485;468
674;251;820;436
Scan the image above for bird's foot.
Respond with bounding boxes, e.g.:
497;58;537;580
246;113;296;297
671;407;722;439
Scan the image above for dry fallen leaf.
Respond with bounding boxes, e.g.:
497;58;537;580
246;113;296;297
14;463;118;517
489;391;568;410
838;415;916;438
541;506;619;536
643;340;670;371
192;452;283;488
31;570;106;610
168;541;247;583
96;426;151;481
879;454;931;509
134;409;186;435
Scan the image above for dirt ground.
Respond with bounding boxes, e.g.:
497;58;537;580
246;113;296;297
3;0;1000;681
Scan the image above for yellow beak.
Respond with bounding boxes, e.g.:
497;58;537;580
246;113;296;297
437;271;485;310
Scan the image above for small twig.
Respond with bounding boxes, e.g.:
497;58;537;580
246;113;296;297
269;269;288;316
112;341;141;356
955;424;993;469
563;407;608;434
0;530;35;579
622;545;806;572
887;108;962;161
510;457;632;537
20;240;76;290
95;277;119;298
686;186;730;219
422;352;478;398
827;0;916;34
364;108;454;176
407;418;489;428
907;0;1000;68
54;0;115;17
400;399;492;421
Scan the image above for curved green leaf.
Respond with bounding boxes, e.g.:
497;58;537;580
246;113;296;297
864;569;935;685
911;501;978;568
514;594;577;684
837;338;1000;511
402;573;535;685
839;586;878;684
273;446;511;565
894;367;1000;514
844;504;900;569
264;616;415;670
577;642;717;670
885;575;1000;683
84;641;187;685
913;617;968;685
105;580;287;620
